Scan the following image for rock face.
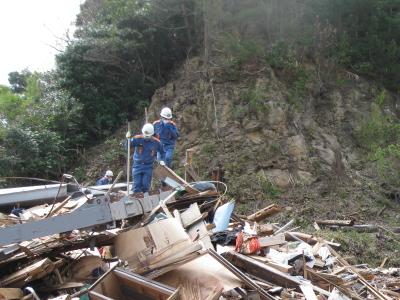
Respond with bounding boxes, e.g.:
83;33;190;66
145;58;398;215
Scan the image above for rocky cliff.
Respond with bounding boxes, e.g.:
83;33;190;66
79;56;400;265
82;56;400;224
144;57;399;223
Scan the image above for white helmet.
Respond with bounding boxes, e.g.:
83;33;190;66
160;107;172;119
142;123;154;137
105;170;113;177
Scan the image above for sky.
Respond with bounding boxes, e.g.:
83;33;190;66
0;0;82;85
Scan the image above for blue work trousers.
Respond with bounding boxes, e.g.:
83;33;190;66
157;144;175;167
132;164;153;193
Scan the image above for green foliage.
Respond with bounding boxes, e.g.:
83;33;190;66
8;69;32;93
223;34;264;69
309;0;400;91
357;102;400;151
0;85;27;123
25;73;41;102
0;71;85;179
209;0;400;91
233;83;269;120
201;143;217;155
0;127;63;177
375;90;387;107
57;0;198;141
257;172;281;199
370;144;400;186
287;68;309;108
356;99;400;186
265;42;297;70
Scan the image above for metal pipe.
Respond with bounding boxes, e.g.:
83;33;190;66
126;121;131;195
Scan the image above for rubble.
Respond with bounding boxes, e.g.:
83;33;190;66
0;167;399;299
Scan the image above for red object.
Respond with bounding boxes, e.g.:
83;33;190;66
235;232;260;254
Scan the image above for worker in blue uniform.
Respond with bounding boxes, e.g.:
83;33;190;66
153;107;179;168
126;123;163;193
96;170;113;185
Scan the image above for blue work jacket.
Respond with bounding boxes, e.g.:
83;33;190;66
128;135;162;167
96;177;111;186
153;120;179;146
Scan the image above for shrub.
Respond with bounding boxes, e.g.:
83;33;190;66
356;95;400;186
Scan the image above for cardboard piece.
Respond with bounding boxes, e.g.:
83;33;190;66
155;254;242;297
115;218;197;272
90;268;176;300
71;255;106;281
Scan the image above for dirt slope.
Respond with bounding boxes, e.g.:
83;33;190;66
79;57;400;266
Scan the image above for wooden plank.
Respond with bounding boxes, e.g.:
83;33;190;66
380;257;388;268
0;258;55;287
256;224;274;236
313;222;321;231
316;219;354;226
180;203;202;228
306;269;344;286
0;288;23;300
173;209;183;227
284;232;341;249
249;256;293;274
89;290;117;300
47;195;72;217
223;252;333;298
185;166;200;182
204;286;223;300
142;191;177;225
258;234;285;248
180;203;213;249
247;204;283;222
222;251;299;289
299;284;318;300
153;165;199;194
166;286;181;300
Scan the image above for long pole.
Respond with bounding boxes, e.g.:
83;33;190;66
126;121;131;195
145;107;148;123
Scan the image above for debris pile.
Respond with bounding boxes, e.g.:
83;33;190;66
0;169;399;299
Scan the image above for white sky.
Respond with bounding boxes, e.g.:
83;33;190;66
0;0;82;85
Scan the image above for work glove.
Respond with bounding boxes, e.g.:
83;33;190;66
126;131;131;139
159;160;166;166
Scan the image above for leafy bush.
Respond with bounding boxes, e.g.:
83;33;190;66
233;84;269;120
356;94;400;186
222;34;265;70
265;41;298;70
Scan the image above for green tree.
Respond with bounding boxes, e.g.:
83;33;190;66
0;72;84;179
309;0;400;90
56;0;199;141
8;69;32;93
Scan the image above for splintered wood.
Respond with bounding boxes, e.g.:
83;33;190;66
0;258;56;287
0;180;398;300
247;204;283;222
